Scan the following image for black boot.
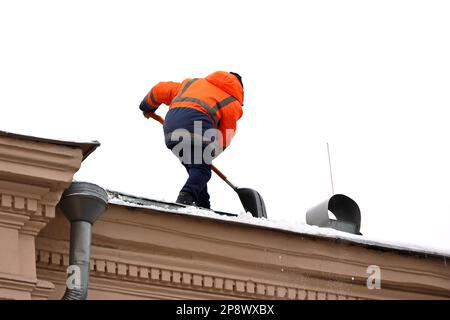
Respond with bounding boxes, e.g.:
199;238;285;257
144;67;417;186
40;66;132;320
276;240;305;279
176;191;195;206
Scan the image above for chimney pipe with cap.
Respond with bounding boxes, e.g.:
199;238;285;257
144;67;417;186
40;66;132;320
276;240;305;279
57;182;108;300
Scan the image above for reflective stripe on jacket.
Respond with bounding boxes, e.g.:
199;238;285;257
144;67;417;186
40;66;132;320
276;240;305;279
144;71;243;148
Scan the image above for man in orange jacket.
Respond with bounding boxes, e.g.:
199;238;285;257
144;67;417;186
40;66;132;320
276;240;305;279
139;71;244;209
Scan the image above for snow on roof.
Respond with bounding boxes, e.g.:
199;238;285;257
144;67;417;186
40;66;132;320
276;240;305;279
107;190;450;259
0;130;100;160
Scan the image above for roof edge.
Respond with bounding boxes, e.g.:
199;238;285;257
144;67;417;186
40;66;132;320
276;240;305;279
106;189;450;260
0;130;100;160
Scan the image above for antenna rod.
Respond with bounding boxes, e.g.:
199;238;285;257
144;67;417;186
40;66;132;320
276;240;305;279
327;142;335;195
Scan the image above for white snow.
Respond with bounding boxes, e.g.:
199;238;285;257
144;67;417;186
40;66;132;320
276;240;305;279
108;195;450;258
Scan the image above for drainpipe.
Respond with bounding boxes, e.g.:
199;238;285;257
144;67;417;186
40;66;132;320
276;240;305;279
57;182;108;300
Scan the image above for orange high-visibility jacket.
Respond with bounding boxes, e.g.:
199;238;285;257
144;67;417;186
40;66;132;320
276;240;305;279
144;71;244;148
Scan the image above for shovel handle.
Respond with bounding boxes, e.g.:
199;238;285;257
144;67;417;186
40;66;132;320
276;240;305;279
211;165;227;181
148;113;239;191
211;166;239;191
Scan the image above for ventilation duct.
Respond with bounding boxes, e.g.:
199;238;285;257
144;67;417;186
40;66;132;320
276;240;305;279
57;182;108;300
306;194;361;235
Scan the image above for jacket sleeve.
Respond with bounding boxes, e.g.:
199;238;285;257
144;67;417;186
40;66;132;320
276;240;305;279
218;102;243;149
139;81;182;113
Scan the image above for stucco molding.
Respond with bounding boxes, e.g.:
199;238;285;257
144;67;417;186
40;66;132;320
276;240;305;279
0;134;90;299
0;187;61;232
36;247;362;300
0;135;83;183
35;204;450;300
92;210;450;298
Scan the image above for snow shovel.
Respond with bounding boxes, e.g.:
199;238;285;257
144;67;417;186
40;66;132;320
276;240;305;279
148;113;267;218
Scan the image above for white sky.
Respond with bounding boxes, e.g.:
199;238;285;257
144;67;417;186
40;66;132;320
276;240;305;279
1;0;449;252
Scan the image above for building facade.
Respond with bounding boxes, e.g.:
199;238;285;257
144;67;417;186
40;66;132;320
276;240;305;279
1;131;449;300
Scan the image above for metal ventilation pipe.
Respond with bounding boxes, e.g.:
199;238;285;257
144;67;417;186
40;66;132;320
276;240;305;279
306;194;362;235
57;182;108;300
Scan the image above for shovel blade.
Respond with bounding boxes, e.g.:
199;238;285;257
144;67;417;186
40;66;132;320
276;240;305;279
237;188;267;218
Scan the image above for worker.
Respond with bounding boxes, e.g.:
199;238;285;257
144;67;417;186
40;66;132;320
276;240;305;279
139;71;244;209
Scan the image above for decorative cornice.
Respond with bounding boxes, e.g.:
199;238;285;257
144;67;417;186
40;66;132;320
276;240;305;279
35;206;450;300
0;189;58;235
0;192;54;216
0;130;99;161
36;248;362;300
0;135;85;235
94;212;450;297
0;135;83;188
0;133;96;299
0;135;86;236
